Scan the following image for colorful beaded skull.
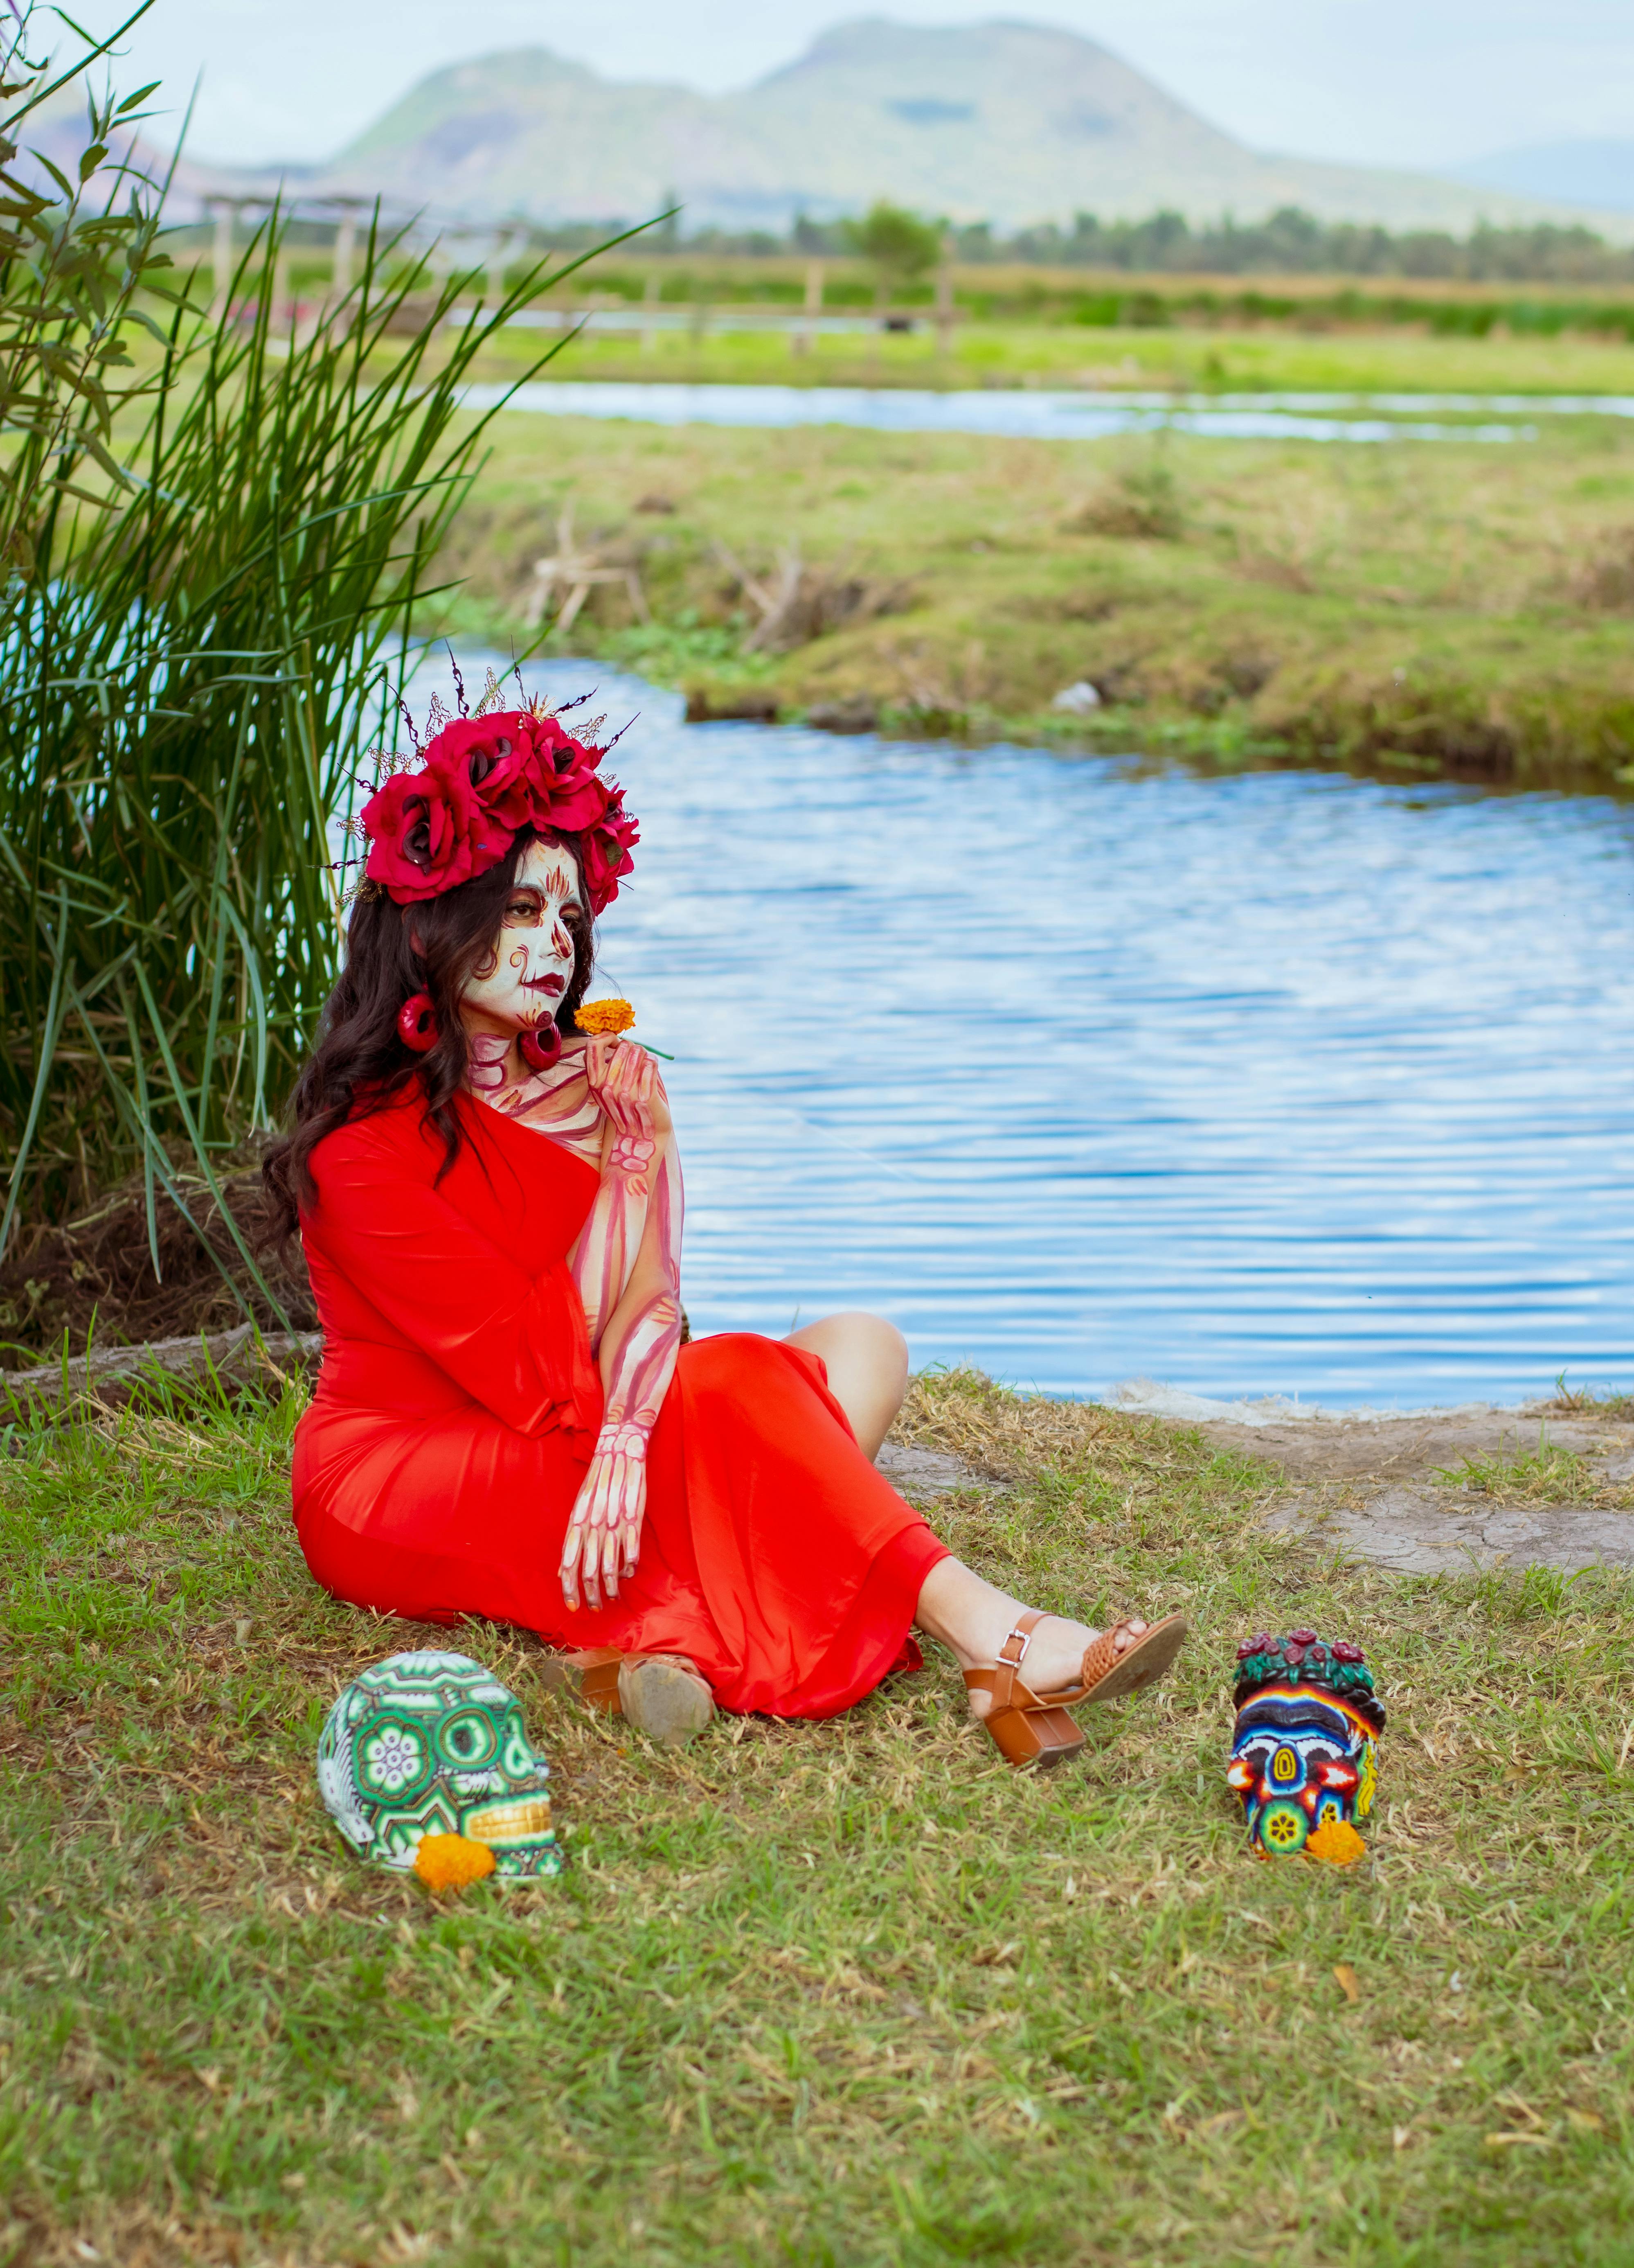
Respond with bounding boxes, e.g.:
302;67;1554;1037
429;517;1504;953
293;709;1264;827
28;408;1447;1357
1227;1630;1384;1859
317;1652;560;1878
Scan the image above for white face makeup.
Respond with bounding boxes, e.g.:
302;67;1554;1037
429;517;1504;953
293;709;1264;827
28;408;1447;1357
459;839;580;1042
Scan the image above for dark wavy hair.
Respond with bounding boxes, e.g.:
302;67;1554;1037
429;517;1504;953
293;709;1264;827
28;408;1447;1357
261;825;594;1247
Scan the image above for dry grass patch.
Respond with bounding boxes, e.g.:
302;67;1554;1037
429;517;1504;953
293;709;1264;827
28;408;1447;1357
431;411;1634;788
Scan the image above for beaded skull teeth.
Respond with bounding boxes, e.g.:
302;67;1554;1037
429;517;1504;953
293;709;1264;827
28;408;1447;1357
317;1651;561;1880
1227;1630;1384;1863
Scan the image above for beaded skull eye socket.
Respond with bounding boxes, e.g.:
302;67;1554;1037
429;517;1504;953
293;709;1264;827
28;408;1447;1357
436;1708;498;1767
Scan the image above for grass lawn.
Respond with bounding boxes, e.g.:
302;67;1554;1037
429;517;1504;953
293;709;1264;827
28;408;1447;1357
437;408;1634;788
5;1369;1633;2265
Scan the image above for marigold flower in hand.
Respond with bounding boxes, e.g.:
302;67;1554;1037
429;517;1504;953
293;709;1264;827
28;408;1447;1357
576;998;636;1037
413;1833;497;1892
1304;1818;1367;1867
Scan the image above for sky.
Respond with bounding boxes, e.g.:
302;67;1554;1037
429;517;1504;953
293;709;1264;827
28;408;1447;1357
68;0;1634;174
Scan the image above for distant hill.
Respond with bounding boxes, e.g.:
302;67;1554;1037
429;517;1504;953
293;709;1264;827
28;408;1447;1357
20;80;300;224
315;17;1632;238
1452;140;1634;215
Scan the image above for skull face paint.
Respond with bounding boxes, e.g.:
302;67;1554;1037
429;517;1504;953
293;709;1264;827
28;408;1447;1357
317;1651;561;1878
1227;1630;1384;1859
459;838;580;1049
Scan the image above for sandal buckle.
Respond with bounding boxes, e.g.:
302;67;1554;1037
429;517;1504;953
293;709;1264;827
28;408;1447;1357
999;1623;1032;1667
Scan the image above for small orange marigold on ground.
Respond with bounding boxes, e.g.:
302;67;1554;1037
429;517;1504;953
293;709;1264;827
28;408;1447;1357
576;998;636;1037
413;1833;497;1892
1304;1818;1368;1867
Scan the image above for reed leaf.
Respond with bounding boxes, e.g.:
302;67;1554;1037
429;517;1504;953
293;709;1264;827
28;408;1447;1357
0;20;626;1311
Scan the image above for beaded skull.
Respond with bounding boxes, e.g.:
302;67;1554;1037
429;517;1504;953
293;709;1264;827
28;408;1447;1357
317;1651;560;1878
1227;1630;1384;1859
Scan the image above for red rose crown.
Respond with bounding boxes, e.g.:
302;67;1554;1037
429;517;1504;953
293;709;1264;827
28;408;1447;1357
356;696;638;916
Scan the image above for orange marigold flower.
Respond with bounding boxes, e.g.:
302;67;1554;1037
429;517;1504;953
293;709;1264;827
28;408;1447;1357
413;1833;497;1892
575;997;636;1037
1305;1819;1368;1867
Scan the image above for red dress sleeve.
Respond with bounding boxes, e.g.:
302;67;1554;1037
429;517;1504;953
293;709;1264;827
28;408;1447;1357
303;1100;602;1441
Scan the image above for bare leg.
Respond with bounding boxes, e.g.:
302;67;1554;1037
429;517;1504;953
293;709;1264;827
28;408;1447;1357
784;1310;908;1461
779;1317;1148;1715
915;1555;1148;1718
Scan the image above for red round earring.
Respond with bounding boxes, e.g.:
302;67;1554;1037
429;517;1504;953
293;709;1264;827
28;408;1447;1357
397;992;437;1052
519;1019;563;1073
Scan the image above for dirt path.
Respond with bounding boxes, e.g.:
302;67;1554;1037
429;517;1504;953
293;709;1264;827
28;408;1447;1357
883;1398;1634;1576
1139;1394;1634;1575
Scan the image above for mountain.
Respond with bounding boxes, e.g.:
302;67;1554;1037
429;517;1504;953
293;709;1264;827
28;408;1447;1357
1452;140;1634;215
16;81;296;224
314;18;1632;238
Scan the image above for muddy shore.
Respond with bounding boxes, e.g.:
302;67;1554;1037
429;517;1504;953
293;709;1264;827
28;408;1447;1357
883;1387;1634;1577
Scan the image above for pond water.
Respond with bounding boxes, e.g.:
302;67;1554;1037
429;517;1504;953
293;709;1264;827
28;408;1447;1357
410;654;1634;1406
455;378;1634;444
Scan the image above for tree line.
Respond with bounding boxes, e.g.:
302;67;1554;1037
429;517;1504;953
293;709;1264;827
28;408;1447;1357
669;204;1634;284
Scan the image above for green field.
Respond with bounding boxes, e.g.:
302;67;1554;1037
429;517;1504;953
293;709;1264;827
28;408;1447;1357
471;310;1634;399
437;393;1634;790
5;1371;1634;2266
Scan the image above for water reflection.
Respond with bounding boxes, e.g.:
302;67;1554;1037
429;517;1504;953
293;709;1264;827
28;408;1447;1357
410;654;1634;1405
452;379;1606;445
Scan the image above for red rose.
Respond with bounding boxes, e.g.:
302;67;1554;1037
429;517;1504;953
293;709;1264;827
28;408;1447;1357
531;744;611;836
529;712;586;768
579;783;639;915
360;758;510;904
1287;1628;1318;1646
423;713;537;830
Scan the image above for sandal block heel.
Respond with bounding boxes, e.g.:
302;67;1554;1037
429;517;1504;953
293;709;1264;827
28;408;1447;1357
984;1701;1086;1770
538;1646;623;1709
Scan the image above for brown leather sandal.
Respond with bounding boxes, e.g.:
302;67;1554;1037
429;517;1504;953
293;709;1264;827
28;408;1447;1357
540;1647;715;1747
963;1608;1190;1770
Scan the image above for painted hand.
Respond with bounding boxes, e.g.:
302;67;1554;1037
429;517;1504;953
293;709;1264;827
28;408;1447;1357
607;1130;657;1199
559;1418;649;1612
581;1035;673;1140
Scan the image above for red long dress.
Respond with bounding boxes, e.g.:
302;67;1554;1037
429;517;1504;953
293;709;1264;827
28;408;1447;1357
293;1084;948;1716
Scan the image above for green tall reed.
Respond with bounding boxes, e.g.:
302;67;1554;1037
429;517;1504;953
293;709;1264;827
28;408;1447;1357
0;20;615;1314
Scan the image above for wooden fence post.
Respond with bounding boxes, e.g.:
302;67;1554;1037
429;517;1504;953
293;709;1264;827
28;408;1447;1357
332;201;359;302
794;257;823;356
935;240;954;358
211;201;232;328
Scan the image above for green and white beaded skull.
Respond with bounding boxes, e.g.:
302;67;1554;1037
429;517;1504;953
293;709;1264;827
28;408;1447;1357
317;1651;560;1878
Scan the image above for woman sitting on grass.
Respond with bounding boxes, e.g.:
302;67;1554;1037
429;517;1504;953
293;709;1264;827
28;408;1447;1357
263;690;1186;1765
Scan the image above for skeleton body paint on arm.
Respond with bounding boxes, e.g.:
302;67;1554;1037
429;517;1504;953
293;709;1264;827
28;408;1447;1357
557;1037;684;1610
456;839;684;1610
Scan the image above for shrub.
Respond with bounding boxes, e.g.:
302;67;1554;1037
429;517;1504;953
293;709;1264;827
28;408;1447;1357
0;9;615;1308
